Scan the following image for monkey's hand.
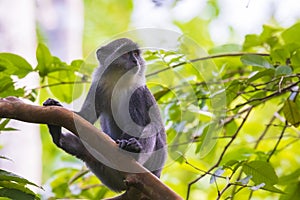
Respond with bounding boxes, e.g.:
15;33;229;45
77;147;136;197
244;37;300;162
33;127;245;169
43;98;63;107
116;138;142;153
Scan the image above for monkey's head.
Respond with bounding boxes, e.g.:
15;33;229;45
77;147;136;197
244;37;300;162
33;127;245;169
96;38;145;79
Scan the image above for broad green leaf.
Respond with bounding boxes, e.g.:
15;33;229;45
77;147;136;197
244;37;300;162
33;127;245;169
282;100;300;127
282;23;300;45
0;119;16;131
47;70;79;103
0;53;32;78
209;44;242;54
70;59;84;71
275;66;292;76
225;80;241;105
247;69;274;83
271;48;290;64
243;160;278;186
262;185;284;194
0;76;24;98
243;34;261;50
0;181;38;199
260;25;281;48
36;43;53;77
0;188;37;200
241;54;273;69
0;169;40;188
154;87;171;101
248;91;267;106
291;49;300;68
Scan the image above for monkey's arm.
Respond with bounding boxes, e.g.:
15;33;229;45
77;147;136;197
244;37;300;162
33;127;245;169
43;98;92;159
76;82;101;124
43;98;127;192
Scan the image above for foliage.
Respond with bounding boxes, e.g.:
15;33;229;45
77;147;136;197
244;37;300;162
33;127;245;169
1;7;300;200
0;166;41;200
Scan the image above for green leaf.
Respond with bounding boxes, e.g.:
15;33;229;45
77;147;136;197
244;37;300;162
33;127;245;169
209;44;242;54
0;188;37;200
0;169;40;188
154;87;171;101
282;23;300;45
47;70;82;103
241;54;273;69
0;119;16;131
0;181;38;198
36;43;53;77
282;100;300;127
225;80;241;105
70;59;84;70
0;76;25;98
243;160;278;186
0;53;32;78
291;49;300;68
271;48;290;64
275;66;292;76
262;185;284;194
247;69;274;83
243;34;261;50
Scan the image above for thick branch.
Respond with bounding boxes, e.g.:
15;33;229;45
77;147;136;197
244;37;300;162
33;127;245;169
0;97;182;200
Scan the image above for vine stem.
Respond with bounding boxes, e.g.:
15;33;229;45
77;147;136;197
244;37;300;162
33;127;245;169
146;52;270;77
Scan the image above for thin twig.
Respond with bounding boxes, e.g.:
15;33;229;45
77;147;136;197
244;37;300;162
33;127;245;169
267;121;288;162
146;52;270;77
186;107;253;200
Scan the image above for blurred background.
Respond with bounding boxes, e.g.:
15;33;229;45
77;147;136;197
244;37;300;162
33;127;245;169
0;0;300;199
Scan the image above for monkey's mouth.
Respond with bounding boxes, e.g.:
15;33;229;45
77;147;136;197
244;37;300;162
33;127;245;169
127;65;140;74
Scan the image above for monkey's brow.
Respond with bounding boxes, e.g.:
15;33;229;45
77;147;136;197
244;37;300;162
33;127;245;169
117;43;140;54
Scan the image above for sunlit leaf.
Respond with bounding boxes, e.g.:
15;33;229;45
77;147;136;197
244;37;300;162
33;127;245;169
0;53;32;78
275;65;292;76
282;100;300;127
36;43;53;77
243;34;261;50
243;161;278;186
247;69;274;83
0;169;40;188
291;49;300;68
282;23;300;45
241;54;273;69
271;48;290;64
0;188;37;200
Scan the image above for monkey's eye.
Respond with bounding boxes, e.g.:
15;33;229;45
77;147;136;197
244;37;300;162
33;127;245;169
132;51;139;57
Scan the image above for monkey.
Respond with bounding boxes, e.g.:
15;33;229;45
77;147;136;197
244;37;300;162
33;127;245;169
43;38;167;193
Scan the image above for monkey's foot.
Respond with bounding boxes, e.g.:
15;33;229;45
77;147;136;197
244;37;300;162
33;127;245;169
116;138;142;153
43;98;63;107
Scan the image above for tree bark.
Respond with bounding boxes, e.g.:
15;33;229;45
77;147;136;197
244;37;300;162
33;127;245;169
0;97;182;200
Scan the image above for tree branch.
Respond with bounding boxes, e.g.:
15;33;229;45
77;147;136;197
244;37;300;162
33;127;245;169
0;96;182;200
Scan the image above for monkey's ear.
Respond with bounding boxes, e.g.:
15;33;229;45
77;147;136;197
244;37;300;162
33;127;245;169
96;47;107;64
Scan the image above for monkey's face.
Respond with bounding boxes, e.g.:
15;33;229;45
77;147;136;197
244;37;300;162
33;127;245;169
105;50;145;78
97;38;146;78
